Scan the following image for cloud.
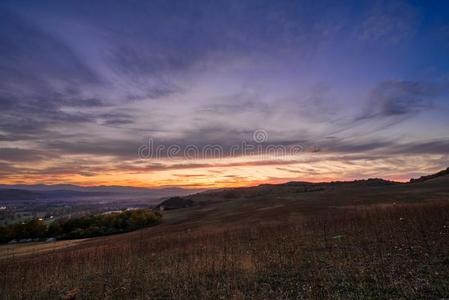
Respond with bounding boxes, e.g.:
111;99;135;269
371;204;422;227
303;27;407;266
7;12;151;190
97;113;134;126
0;10;100;95
44;139;142;159
1;1;449;185
323;80;449;138
0;11;108;141
276;167;303;174
364;80;441;118
312;137;449;156
115;159;306;174
358;0;419;44
0;148;49;162
320;139;394;153
0;162;21;176
391;140;449;155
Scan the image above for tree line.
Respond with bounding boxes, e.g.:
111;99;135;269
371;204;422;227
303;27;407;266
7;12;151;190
0;209;162;243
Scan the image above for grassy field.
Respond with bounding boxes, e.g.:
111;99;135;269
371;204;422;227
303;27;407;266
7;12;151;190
0;177;448;299
0;239;86;260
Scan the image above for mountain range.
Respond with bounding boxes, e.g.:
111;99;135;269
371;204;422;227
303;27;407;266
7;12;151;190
0;184;203;201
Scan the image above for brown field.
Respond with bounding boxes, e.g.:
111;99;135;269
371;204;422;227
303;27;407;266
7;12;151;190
0;239;86;260
1;178;448;299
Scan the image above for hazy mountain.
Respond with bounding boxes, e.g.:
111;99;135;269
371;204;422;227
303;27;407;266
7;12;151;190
0;189;42;201
0;184;203;198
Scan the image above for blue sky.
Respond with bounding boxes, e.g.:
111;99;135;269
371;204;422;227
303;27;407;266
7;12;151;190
1;0;449;187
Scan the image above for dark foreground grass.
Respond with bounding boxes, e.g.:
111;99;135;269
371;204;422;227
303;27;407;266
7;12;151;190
0;201;448;299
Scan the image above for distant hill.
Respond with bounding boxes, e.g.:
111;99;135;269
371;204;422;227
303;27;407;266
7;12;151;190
0;189;42;201
410;167;449;183
154;169;448;210
0;184;199;193
0;189;110;201
0;184;203;199
284;178;399;187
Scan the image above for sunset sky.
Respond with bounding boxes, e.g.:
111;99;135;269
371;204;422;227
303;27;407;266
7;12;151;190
1;0;449;188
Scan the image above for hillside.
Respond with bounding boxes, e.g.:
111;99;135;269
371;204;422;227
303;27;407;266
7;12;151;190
152;174;438;212
410;167;449;183
1;169;448;299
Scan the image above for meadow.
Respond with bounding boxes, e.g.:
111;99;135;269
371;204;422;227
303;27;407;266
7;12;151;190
1;178;448;299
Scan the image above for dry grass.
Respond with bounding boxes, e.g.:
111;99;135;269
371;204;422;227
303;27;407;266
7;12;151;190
0;240;86;260
0;200;448;299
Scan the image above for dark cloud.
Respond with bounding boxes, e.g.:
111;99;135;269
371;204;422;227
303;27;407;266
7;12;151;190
0;163;106;180
0;11;111;143
44;139;142;159
116;160;306;174
320;140;394;153
62;98;105;108
36;165;100;177
326;80;449;138
372;81;432;115
0;10;100;93
98;113;134;126
391;140;449;155
360;80;444;120
276;167;303;174
0;10;105;140
0;96;94;139
324;138;449;156
173;174;207;178
0;148;49;162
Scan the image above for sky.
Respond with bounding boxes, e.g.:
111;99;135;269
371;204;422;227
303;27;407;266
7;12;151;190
1;0;449;188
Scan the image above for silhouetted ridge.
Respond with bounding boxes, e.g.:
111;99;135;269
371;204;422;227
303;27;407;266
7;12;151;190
347;178;399;186
283;178;398;187
410;167;449;183
0;189;41;201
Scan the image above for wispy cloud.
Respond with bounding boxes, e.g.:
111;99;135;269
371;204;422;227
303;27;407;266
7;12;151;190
1;1;449;186
360;80;444;119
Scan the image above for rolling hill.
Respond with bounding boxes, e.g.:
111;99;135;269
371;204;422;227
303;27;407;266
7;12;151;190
1;168;448;299
154;171;448;213
410;167;449;183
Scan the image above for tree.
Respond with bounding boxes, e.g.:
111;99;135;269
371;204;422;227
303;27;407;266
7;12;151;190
24;219;47;238
48;221;62;237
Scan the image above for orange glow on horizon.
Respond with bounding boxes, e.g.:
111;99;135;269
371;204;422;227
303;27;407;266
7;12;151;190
0;153;441;188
